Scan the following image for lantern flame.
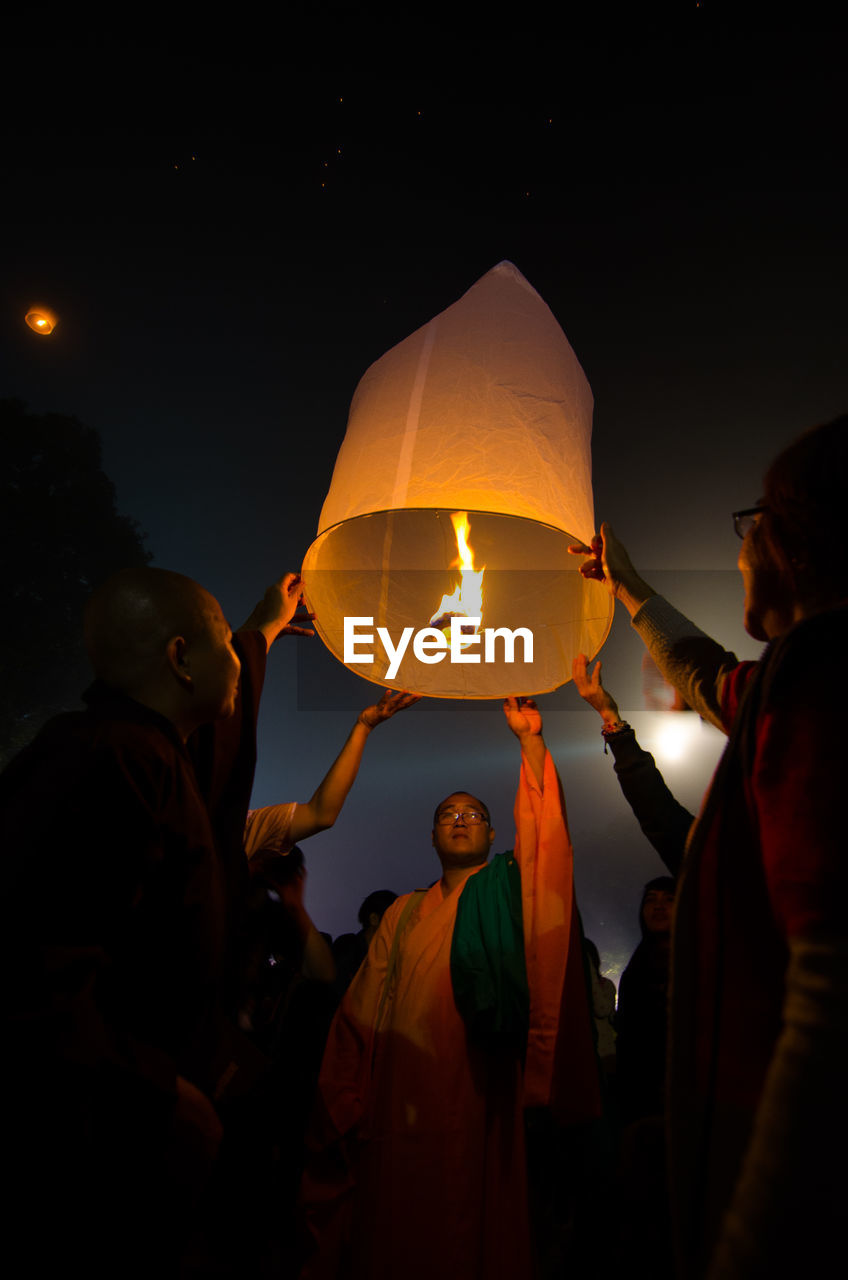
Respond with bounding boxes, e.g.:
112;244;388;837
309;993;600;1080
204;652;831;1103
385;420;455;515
429;512;485;648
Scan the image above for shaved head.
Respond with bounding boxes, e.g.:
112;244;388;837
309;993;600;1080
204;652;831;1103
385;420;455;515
433;792;490;828
84;567;224;694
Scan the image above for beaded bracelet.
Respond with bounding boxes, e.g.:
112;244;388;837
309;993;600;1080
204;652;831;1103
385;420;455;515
601;719;631;752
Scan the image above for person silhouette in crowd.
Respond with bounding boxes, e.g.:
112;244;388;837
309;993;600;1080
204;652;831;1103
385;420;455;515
572;648;684;1124
572;654;682;1276
570;415;848;1279
232;844;339;1279
3;567;243;1280
616;877;676;1127
332;889;399;997
583;938;617;1084
208;686;416;1278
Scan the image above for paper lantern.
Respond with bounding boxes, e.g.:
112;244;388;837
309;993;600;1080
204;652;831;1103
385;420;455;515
302;261;612;698
25;306;58;336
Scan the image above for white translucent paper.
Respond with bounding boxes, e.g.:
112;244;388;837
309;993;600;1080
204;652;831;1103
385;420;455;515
302;262;612;698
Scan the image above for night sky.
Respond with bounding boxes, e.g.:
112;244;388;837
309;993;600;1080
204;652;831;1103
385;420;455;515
2;16;845;980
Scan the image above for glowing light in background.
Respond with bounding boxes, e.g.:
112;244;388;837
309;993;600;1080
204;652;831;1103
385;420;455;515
25;306;58;335
653;713;700;762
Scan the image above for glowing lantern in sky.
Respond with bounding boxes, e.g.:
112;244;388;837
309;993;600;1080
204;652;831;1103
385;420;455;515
301;261;612;698
25;306;58;335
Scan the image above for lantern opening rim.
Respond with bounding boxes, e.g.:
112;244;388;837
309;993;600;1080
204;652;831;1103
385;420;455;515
308;505;592;550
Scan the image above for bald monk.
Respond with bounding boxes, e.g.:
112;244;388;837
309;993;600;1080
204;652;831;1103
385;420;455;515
2;567;243;1279
301;697;600;1280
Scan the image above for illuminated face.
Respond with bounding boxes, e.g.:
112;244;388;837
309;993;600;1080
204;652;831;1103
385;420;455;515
189;596;242;720
641;888;675;935
431;792;495;869
737;513;794;642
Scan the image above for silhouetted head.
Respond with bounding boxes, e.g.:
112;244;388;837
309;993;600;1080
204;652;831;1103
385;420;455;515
357;889;398;931
250;844;305;893
639;876;676;937
738;415;848;640
84;566;240;733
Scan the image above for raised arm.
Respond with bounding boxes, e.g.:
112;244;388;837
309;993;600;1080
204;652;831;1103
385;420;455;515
502;696;546;788
288;690;419;844
572;654;692;875
501;696;600;1120
569;524;739;732
571;651;625;731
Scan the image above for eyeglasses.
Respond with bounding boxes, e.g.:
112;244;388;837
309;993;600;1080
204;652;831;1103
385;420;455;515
435;809;489;826
732;506;766;539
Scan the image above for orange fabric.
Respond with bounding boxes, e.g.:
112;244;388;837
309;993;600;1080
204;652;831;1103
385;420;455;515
519;752;600;1120
301;749;598;1279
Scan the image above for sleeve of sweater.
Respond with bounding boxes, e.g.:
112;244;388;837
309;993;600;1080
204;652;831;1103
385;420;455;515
605;727;693;876
707;934;848;1279
630;596;742;734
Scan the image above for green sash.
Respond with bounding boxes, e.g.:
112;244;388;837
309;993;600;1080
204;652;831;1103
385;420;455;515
450;852;529;1047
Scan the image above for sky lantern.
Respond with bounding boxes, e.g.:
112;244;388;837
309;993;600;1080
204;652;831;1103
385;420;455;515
301;261;612;698
25;306;58;335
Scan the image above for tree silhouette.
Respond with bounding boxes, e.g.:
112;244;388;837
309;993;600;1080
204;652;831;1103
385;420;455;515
1;399;151;766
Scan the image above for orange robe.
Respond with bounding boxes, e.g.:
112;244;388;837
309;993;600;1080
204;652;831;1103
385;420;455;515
302;749;599;1279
